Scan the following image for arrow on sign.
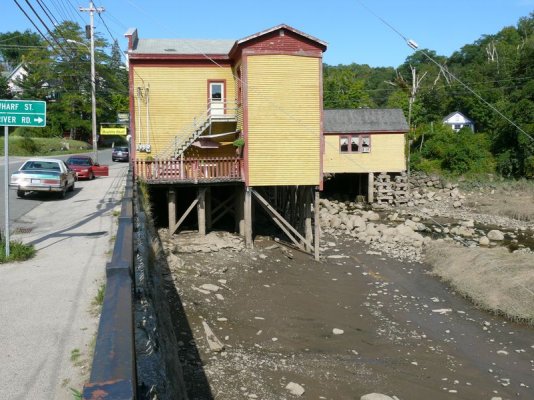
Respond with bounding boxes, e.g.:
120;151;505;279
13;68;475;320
34;117;44;124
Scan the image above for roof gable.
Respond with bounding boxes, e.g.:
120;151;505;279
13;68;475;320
443;111;473;124
324;109;409;133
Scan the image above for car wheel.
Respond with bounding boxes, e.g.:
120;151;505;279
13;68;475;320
68;181;75;192
58;184;67;199
90;172;95;180
17;190;25;198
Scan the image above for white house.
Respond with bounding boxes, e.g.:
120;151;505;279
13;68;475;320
443;111;475;132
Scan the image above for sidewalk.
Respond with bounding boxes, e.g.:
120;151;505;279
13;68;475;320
0;163;128;400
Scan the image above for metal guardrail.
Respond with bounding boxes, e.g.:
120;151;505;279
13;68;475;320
83;169;136;400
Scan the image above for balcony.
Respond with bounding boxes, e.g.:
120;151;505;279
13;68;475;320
135;157;244;184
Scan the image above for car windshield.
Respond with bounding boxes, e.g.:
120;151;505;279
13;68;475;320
114;147;128;152
21;161;61;171
67;158;92;166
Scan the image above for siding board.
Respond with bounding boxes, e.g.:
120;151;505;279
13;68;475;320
247;55;321;186
323;134;406;173
133;66;235;159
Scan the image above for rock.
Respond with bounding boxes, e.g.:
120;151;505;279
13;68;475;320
333;328;344;335
479;236;490;246
365;211;381;221
285;382;305;396
202;321;225;352
200;283;220;292
487;229;505;241
361;394;395;400
453;200;462;208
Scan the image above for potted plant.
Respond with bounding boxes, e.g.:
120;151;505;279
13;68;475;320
233;137;245;157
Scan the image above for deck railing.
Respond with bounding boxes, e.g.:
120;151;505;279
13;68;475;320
135;157;244;183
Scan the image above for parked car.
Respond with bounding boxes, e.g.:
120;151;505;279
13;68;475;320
66;155;109;180
10;158;76;199
112;146;129;162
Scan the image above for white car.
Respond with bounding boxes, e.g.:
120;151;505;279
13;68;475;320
10;158;76;199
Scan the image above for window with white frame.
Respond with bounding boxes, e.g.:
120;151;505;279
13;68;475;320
339;135;371;153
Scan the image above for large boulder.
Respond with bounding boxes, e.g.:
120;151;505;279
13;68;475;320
487;229;505;241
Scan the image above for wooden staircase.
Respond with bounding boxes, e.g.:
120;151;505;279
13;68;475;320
157;101;239;160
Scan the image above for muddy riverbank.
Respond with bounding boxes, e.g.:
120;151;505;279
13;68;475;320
158;231;534;400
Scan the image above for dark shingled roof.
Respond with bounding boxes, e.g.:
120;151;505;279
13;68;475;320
324;109;409;133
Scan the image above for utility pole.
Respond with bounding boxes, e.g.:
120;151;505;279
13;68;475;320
80;1;104;163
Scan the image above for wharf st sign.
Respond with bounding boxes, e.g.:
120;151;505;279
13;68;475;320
0;99;46;127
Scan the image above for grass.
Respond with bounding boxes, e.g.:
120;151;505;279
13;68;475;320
70;388;83;400
0;240;36;263
70;348;83;366
92;283;106;308
0;136;91;157
425;242;534;325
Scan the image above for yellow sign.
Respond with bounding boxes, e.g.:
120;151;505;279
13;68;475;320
101;127;127;136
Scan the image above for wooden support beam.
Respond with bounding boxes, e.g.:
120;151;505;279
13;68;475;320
305;187;313;253
235;187;245;236
198;188;206;235
206;187;212;230
171;198;199;235
168;188;176;235
314;189;320;261
251;189;313;252
211;194;236;226
244;188;253;248
368;172;374;203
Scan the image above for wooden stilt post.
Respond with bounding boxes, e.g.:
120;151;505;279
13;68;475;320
314;189;320;261
305;187;313;253
244;187;253;248
198;187;206;235
206;187;212;231
168;188;176;236
368;172;374;203
235;186;245;236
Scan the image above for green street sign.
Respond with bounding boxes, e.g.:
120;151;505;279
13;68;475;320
0;99;46;127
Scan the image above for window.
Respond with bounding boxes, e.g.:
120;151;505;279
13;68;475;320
339;135;371;153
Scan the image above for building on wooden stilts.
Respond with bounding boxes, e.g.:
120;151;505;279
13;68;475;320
126;24;327;259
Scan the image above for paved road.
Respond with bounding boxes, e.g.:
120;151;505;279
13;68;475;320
0;152;129;400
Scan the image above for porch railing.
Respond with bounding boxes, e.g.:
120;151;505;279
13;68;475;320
135;157;244;183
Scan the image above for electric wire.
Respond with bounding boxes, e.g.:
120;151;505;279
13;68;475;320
355;0;533;144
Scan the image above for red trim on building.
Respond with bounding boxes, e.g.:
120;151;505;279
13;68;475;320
128;59;232;68
319;57;324;191
324;131;407;135
129;65;136;168
242;55;249;187
129;53;230;61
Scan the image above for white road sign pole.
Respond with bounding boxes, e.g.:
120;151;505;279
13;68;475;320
4;126;9;257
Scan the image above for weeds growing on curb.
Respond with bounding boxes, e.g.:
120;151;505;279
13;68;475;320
92;284;106;308
0;240;36;263
70;387;82;400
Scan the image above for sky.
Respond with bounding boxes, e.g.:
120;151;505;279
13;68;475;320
1;0;533;67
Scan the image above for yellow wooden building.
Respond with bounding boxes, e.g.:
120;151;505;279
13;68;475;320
125;25;327;256
322;108;408;202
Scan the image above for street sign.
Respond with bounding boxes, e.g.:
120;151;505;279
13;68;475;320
0;99;46;127
101;127;127;136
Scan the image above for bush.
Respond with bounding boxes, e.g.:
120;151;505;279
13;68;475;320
524;156;534;179
17;137;39;155
414;127;495;175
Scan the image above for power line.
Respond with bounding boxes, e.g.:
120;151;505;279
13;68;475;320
355;0;533;144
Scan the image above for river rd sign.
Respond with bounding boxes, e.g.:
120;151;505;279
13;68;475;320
0;99;46;127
